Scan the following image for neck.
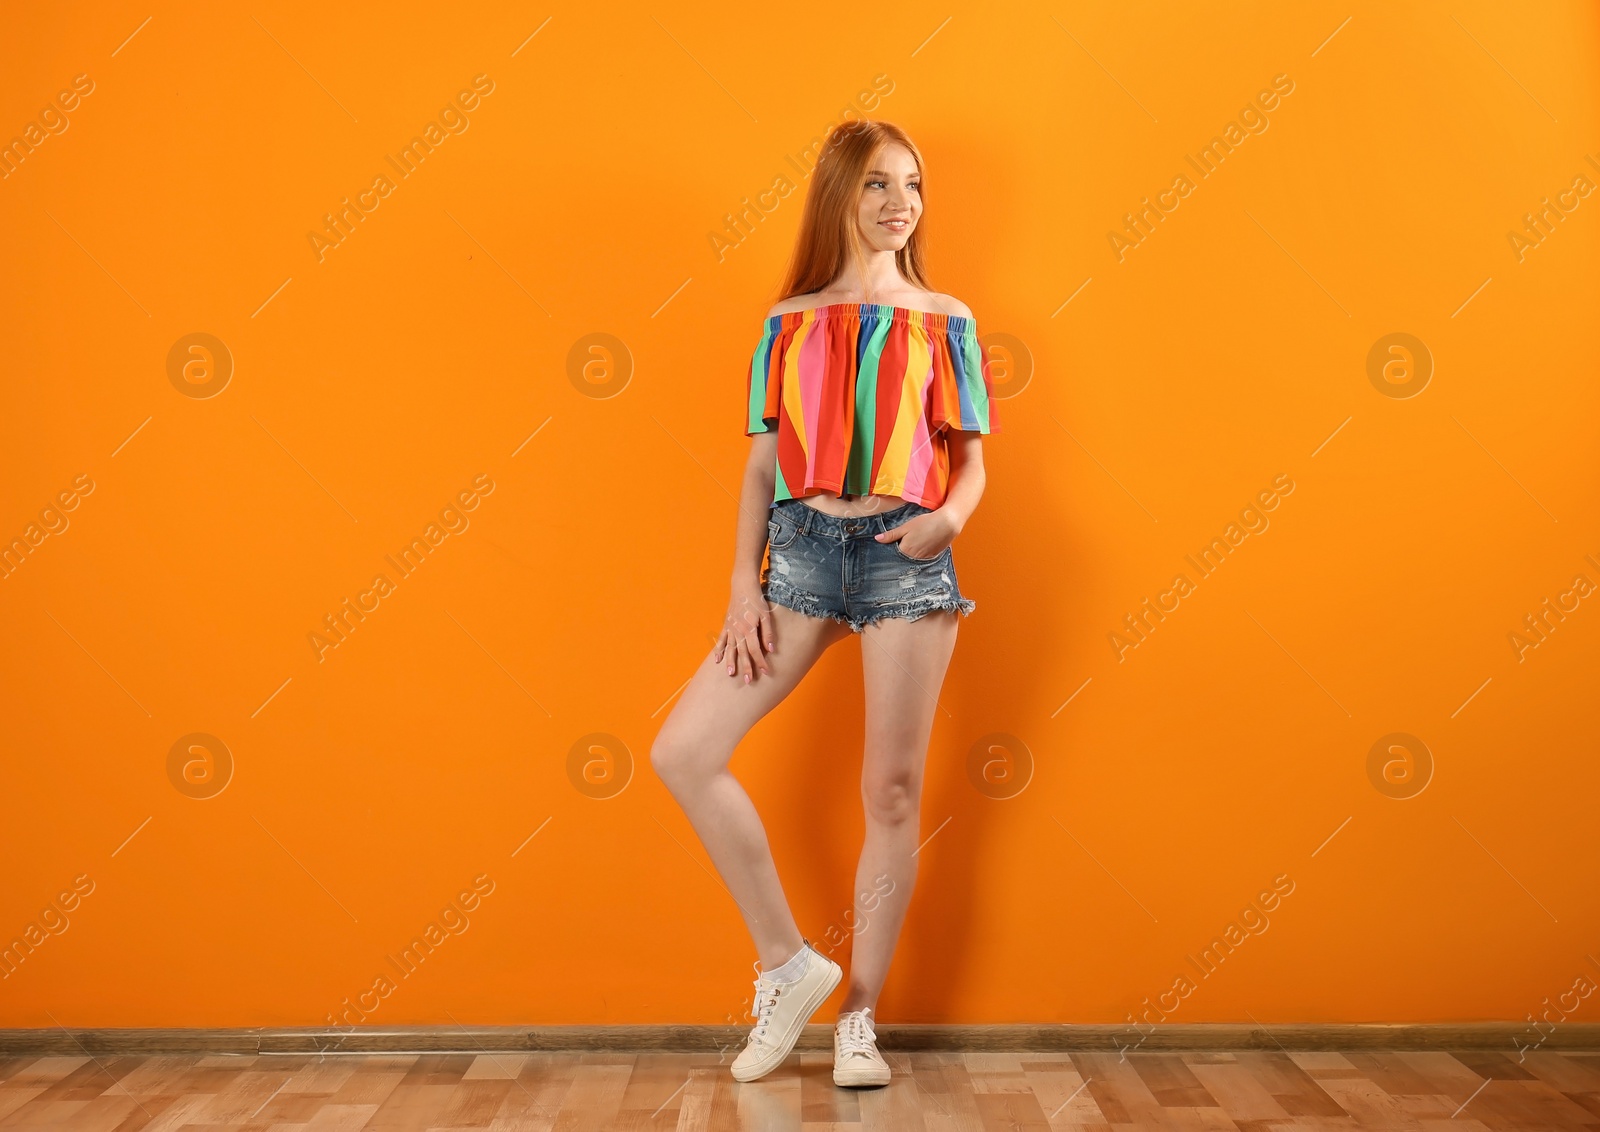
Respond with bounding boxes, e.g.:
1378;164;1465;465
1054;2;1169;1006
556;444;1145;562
829;252;912;304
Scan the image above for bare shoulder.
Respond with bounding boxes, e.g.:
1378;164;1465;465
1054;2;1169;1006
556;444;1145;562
929;293;974;320
765;292;828;319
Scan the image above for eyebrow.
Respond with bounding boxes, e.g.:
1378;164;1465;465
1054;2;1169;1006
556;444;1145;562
864;169;918;178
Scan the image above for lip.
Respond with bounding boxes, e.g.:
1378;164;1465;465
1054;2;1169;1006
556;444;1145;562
880;218;910;229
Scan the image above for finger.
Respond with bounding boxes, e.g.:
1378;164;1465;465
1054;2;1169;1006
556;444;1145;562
748;627;771;675
730;610;756;671
759;607;776;654
740;634;766;682
734;636;754;684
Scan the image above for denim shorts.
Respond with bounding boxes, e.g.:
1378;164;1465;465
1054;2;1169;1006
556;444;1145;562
760;498;977;632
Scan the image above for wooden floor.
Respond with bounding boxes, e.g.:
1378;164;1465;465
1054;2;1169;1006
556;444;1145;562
2;1047;1599;1130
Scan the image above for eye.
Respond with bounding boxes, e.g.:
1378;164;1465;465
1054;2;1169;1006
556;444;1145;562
865;179;886;190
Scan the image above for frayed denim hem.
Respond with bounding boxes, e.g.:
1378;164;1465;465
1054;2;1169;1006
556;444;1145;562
762;586;856;629
764;586;975;633
854;596;977;631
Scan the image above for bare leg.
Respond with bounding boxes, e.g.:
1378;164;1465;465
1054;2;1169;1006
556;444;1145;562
838;609;959;1015
650;603;853;969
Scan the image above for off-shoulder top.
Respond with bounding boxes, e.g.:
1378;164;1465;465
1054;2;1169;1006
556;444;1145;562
744;302;1000;510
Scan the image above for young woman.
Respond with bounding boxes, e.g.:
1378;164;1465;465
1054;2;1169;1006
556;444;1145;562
650;118;999;1087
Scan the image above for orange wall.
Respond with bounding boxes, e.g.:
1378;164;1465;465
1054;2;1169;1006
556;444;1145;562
2;1;1598;1032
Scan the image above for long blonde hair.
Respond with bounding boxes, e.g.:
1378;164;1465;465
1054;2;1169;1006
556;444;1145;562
774;119;934;303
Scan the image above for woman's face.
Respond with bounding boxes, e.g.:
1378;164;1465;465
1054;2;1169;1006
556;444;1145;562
855;142;921;252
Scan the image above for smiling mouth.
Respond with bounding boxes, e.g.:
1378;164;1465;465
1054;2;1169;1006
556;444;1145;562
880;219;909;231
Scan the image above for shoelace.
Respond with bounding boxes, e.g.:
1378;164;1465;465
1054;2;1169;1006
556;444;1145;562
746;976;787;1048
836;1009;879;1059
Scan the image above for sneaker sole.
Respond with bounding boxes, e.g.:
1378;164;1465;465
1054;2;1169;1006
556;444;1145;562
833;1062;891;1087
730;958;843;1083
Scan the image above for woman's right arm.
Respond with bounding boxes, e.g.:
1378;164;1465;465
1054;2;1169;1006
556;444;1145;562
716;431;779;682
731;431;778;586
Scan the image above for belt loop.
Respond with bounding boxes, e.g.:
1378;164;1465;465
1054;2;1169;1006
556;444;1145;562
798;504;811;537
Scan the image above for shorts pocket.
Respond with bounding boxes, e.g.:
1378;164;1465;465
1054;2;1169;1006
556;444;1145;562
767;510;801;551
892;538;945;563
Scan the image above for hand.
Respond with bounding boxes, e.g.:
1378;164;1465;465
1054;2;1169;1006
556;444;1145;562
715;576;775;683
875;509;958;560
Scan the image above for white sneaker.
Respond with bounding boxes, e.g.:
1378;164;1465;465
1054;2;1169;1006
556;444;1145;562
833;1007;891;1087
730;942;842;1082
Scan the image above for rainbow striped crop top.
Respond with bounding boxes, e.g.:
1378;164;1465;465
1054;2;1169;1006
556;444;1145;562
744;302;1000;510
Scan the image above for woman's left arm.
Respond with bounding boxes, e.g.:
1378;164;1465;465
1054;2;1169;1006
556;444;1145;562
939;432;986;535
875;433;985;555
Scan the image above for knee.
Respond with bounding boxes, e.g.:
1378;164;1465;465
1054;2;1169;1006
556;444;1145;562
649;728;714;792
862;769;921;826
649;733;688;788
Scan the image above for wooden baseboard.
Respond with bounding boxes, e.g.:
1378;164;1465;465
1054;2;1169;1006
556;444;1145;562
1;1023;1595;1056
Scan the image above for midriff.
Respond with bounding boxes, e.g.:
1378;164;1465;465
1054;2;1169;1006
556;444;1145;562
793;490;917;518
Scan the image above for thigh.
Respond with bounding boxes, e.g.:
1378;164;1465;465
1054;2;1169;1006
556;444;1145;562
656;602;853;776
859;610;959;787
